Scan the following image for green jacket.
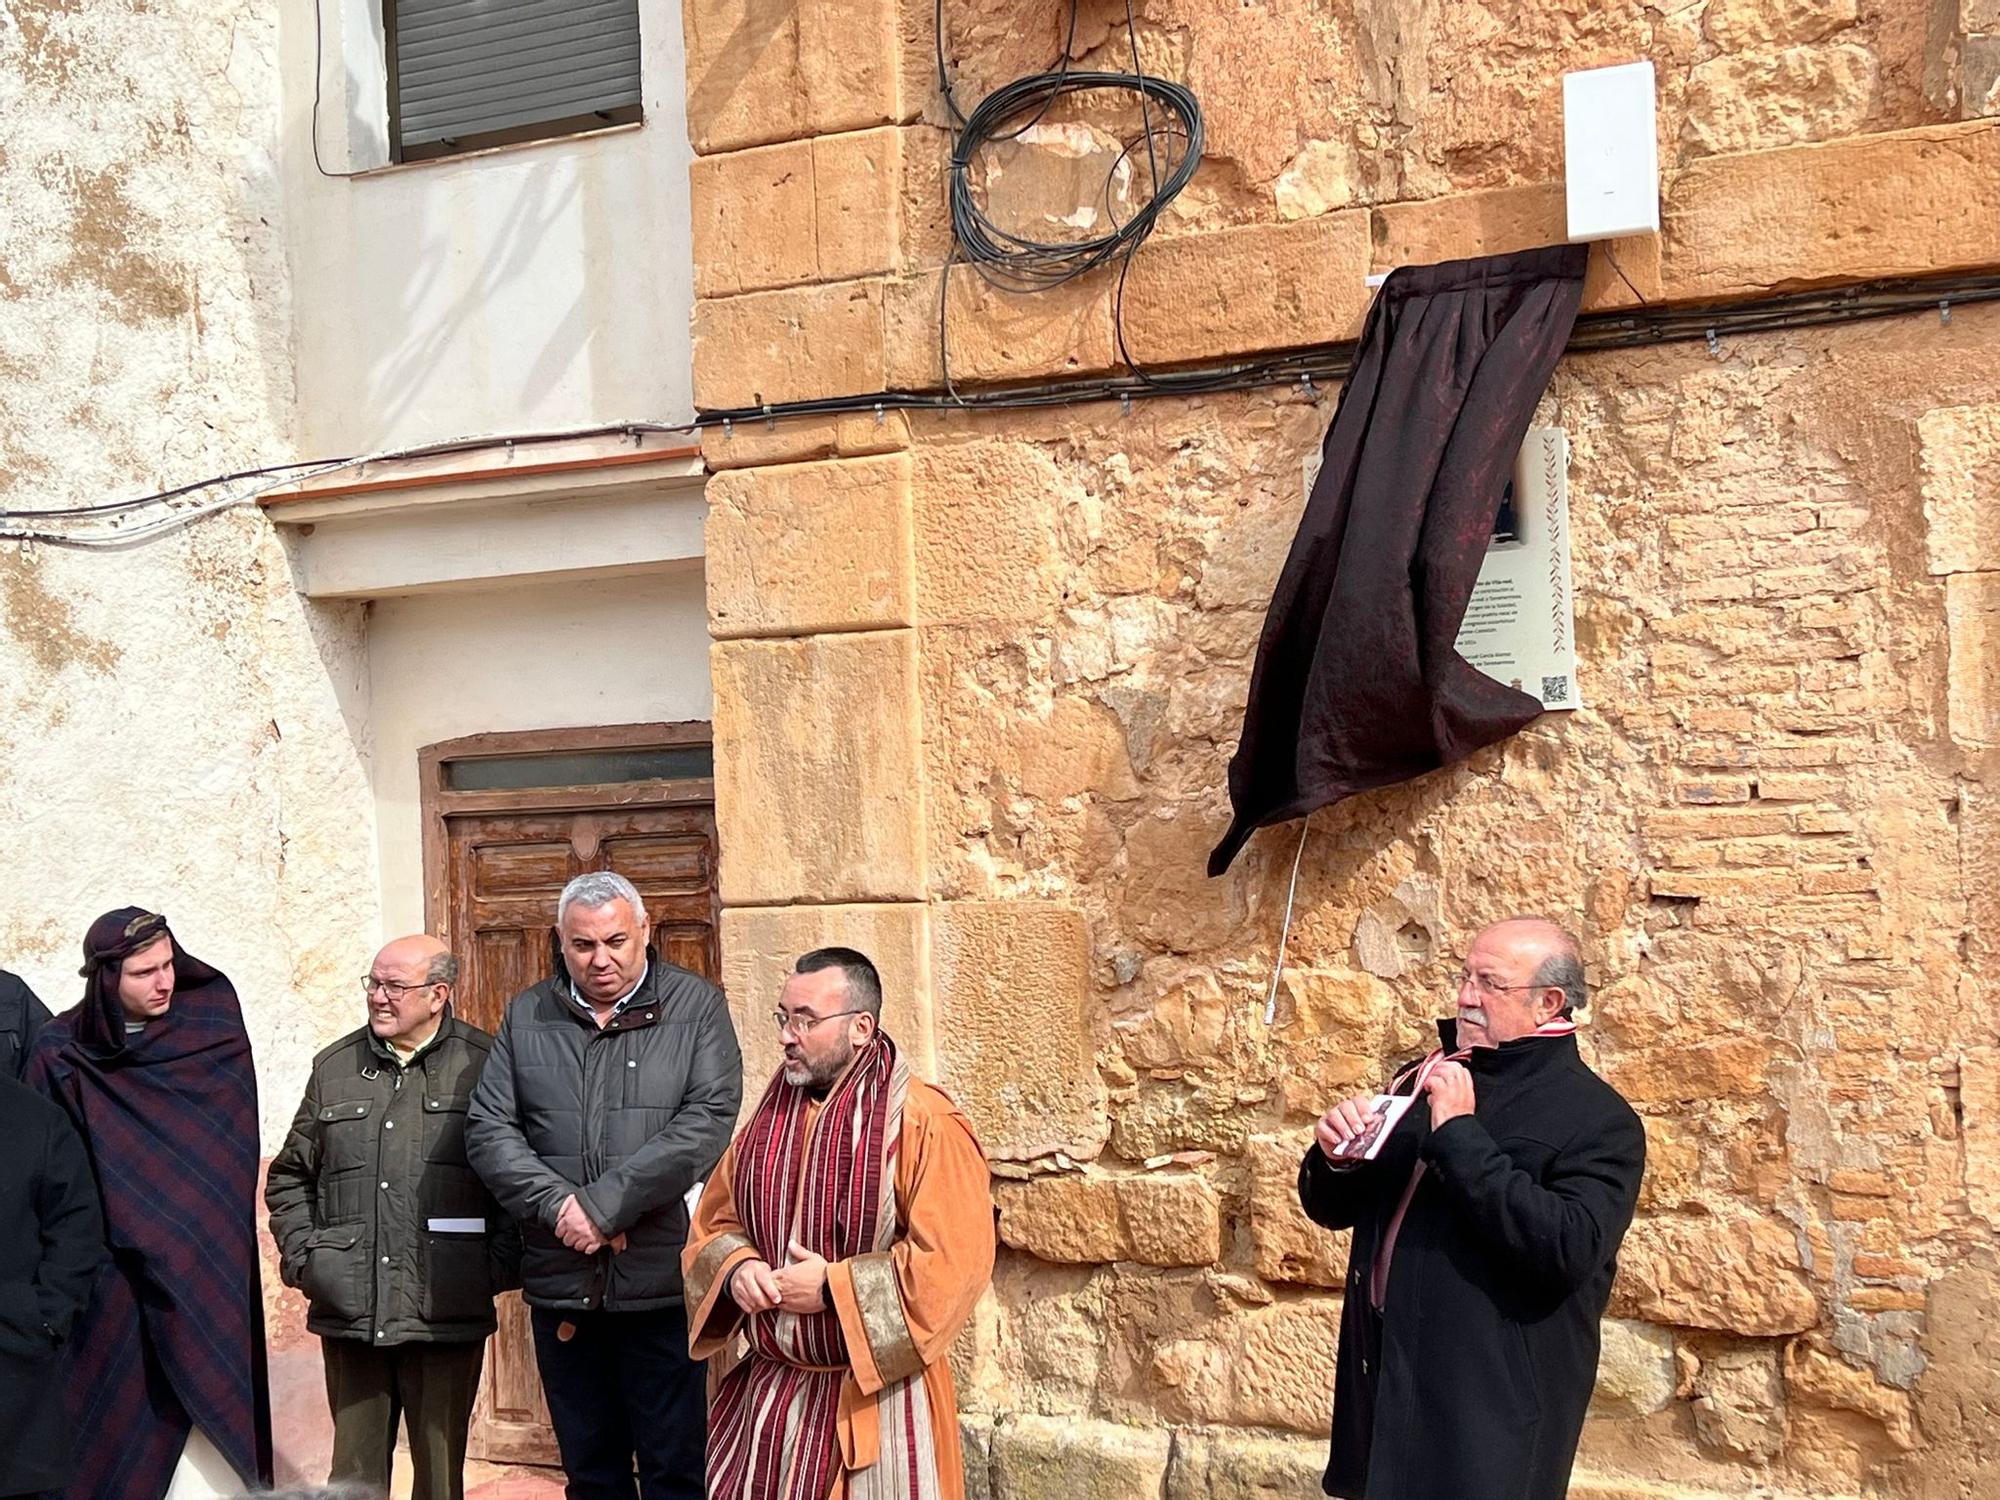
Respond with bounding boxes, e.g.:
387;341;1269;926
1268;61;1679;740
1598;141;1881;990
266;1014;521;1344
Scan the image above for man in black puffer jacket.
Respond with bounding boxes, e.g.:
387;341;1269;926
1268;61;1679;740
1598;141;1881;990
0;968;52;1079
467;870;741;1500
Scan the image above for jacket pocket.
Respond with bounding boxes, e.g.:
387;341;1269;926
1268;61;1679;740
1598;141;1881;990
300;1224;371;1323
421;1229;494;1324
421;1092;473;1164
621;1037;689;1110
0;1281;57;1363
318;1097;378;1174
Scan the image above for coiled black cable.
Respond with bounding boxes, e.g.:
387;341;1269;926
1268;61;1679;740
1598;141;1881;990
936;0;1203;395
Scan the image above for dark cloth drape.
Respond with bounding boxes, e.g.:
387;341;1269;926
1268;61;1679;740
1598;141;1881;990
24;909;273;1499
1210;244;1589;874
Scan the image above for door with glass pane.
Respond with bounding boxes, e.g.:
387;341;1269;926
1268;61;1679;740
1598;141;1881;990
419;723;719;1466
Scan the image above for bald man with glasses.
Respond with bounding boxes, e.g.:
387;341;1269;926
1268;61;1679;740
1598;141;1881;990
1299;917;1645;1500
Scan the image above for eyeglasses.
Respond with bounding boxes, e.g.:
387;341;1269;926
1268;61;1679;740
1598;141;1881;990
362;976;438;1000
770;1007;866;1037
1448;970;1545;999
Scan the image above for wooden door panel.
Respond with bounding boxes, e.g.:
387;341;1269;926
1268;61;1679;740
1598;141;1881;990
597;830;713;890
447;789;719;1466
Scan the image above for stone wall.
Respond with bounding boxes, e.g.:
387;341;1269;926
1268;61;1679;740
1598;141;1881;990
685;1;2000;1495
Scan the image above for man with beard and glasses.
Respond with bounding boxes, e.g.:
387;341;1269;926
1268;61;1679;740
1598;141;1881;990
685;948;996;1500
1300;916;1645;1500
26;908;273;1499
467;871;741;1500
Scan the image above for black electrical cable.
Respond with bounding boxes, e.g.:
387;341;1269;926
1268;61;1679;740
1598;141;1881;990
937;0;1202;398
0;421;699;526
310;0;358;180
11;274;1999;545
707;272;2000;424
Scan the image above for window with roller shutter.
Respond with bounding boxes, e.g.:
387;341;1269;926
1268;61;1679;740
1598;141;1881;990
384;0;644;163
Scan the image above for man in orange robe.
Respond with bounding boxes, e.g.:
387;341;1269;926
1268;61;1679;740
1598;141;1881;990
684;948;994;1500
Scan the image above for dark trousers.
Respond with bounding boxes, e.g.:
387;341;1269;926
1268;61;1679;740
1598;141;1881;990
323;1335;486;1500
531;1306;704;1500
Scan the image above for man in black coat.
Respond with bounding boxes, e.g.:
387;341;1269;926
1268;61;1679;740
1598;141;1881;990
0;969;52;1079
467;870;741;1500
1300;917;1644;1500
0;1073;107;1499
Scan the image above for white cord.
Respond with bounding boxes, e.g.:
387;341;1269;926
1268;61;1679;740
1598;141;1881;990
1263;813;1311;1026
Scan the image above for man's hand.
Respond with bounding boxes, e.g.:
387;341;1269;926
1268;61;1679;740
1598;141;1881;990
730;1258;782;1315
555;1194;609;1254
772;1237;829;1314
1423;1061;1475;1127
1315;1095;1382;1161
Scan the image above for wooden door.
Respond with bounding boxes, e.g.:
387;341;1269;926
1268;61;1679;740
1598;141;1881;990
421;726;718;1467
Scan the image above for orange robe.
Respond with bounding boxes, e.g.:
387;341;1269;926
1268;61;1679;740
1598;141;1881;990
684;1078;995;1500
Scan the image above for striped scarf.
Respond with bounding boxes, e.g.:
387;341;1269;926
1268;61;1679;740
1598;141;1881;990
709;1033;938;1500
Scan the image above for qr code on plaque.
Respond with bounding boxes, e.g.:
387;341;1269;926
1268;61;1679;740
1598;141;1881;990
1541;674;1572;705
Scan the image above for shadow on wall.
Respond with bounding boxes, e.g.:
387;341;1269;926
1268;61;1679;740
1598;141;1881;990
293;0;693;456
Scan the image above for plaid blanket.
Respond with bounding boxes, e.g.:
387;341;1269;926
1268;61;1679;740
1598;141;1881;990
27;921;272;1499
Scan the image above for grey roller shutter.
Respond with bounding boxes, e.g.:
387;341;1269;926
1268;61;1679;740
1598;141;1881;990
391;0;642;149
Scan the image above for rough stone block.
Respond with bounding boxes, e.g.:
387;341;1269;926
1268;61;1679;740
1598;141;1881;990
911;441;1070;626
1612;1212;1819;1334
1109;1085;1250;1161
1946;572;2000;749
960;1412;995;1500
720;903;935;1095
1602;1037;1772;1104
1964;1048;2000;1229
1918;403;2000;575
701;410;913;471
813;126;951;282
1967;783;2000;974
1592;1319;1677;1417
993;1169;1222;1267
1661;121;2000;299
990;1414;1170;1500
931;902;1103;1161
1153;1298;1342;1433
1165;1431;1324;1500
1247;1133;1347;1288
1371;183;1660;311
692;279;886;410
689;140;817;298
706;454;915;638
682;0;803;153
1117;213;1373;366
711;632;925;904
798;0;908;135
1692;1345;1785;1461
883;268;1117;389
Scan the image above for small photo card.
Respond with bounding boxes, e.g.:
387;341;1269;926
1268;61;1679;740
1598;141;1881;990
1331;1093;1418;1162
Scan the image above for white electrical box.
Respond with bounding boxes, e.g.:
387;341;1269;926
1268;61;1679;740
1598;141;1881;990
1563;60;1659;241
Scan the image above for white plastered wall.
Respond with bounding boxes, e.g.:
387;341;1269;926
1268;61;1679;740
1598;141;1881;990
0;2;382;1153
279;0;698;456
364;566;716;936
